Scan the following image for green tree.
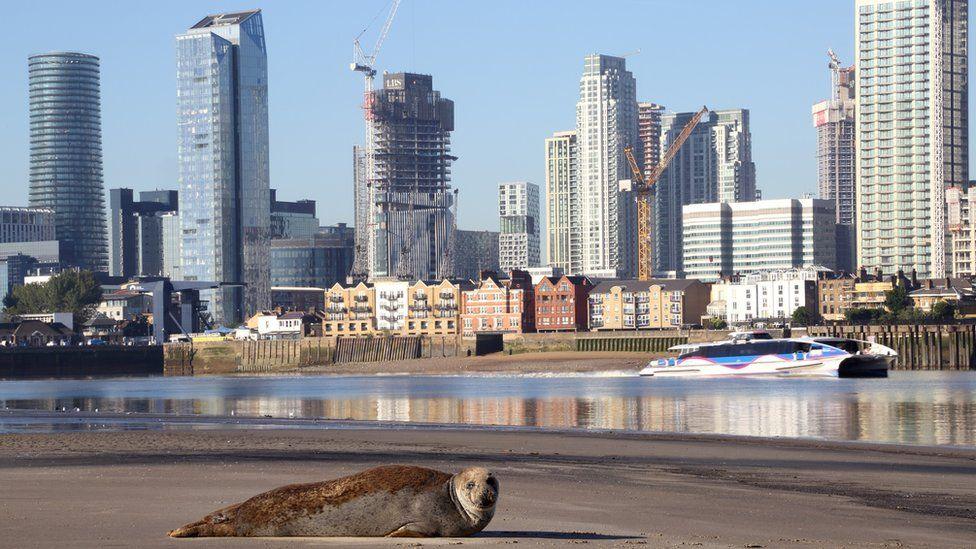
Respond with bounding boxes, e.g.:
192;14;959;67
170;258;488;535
929;300;956;322
883;284;912;314
703;317;727;330
791;306;815;327
3;270;103;326
845;307;884;324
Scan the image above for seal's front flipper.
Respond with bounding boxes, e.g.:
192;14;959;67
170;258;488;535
386;523;432;538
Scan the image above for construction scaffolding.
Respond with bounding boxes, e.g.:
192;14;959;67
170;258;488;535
365;72;457;281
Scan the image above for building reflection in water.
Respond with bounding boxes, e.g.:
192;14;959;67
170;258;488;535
2;373;975;446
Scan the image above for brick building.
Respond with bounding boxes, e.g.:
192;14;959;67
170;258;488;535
589;279;710;330
535;275;593;332
461;270;535;337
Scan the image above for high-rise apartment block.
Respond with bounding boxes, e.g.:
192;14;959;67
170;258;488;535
575;54;639;279
682;198;838;281
0;207;55;244
108;188;179;278
28;52;108;272
638;102;665;172
498;182;540;271
855;0;968;278
362;73;456;281
176;9;271;324
813;54;856;225
947;183;976;276
656;109;756;273
544;130;579;275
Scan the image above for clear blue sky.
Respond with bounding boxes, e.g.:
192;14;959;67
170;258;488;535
0;1;971;231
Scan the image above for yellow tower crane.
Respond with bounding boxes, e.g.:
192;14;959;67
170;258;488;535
622;105;709;280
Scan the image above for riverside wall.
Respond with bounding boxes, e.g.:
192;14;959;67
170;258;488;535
0;346;163;379
808;324;976;370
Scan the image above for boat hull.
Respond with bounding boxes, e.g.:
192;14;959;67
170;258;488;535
639;355;845;377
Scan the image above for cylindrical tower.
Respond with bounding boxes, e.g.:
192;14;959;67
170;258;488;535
29;52;108;272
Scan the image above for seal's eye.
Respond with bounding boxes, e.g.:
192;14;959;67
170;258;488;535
466;481;475;489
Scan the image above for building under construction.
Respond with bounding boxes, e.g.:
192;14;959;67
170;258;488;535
353;72;457;281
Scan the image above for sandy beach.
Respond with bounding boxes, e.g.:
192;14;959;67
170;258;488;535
1;424;975;548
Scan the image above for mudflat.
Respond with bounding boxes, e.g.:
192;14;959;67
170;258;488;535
1;426;974;548
299;351;650;375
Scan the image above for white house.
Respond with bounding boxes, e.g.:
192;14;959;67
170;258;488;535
256;312;304;340
374;279;409;332
722;268;823;325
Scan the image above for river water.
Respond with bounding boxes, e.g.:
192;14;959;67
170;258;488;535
1;371;975;446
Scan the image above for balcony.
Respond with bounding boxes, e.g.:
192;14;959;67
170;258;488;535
413;293;428;301
382;303;401;312
410;304;432;312
328;295;344;303
354;295;369;303
326;305;347;314
350;305;372;314
439;291;455;299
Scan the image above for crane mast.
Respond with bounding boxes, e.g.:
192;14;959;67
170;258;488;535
623;105;708;280
349;0;402;281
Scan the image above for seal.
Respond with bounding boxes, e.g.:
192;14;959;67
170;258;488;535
168;464;498;538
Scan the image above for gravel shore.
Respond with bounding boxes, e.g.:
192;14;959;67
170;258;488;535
1;424;975;548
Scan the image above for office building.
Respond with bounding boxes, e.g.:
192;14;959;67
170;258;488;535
270;189;319;240
656;109;756;273
177;9;271;324
269;224;355;289
28;52;108;272
0;207;55;244
498;181;540;271
682;198;838;282
161;213;181;281
362;73;456;280
544;130;579;274
813;53;856;226
855;0;968;278
576;54;639;279
108;188;178;278
454;230;499;280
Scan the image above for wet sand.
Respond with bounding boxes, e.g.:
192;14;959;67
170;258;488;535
298;351;650;376
1;425;975;548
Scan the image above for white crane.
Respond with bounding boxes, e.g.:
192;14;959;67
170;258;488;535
349;0;401;280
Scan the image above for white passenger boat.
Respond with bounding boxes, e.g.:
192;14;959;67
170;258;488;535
639;335;895;378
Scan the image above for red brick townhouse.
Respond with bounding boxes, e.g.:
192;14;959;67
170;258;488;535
460;270;535;336
535;275;593;332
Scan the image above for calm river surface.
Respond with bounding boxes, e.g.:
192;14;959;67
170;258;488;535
1;371;975;446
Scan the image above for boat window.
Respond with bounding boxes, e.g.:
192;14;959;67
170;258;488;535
696;341;811;358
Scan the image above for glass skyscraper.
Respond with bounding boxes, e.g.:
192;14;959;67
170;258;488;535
28;52;108;272
176;10;271;325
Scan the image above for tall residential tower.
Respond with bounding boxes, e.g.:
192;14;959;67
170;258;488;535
656;109;756;274
575;54;639;279
813;52;856;225
498;182;540;271
855;0;968;278
28;52;108;272
364;73;456;280
176;9;271;325
544;130;579;274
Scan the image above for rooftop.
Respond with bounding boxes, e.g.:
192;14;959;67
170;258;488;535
191;9;260;29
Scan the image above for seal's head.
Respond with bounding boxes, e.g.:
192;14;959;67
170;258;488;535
451;467;498;525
